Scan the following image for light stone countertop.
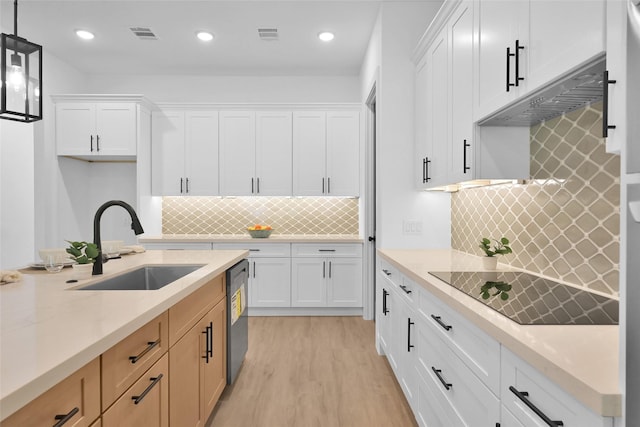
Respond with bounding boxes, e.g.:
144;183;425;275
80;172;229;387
140;234;364;244
0;249;248;422
378;248;621;418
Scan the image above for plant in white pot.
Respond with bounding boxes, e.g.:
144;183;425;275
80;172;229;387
479;237;512;270
66;240;100;279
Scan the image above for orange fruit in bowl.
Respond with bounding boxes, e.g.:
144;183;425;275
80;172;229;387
265;225;272;230
254;224;263;230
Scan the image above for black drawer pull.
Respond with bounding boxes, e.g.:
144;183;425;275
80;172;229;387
208;321;214;358
509;386;564;426
399;284;412;294
53;407;79;427
90;135;94;152
132;374;164;405
506;46;514;91
603;70;617;138
463;139;471;174
514;39;525;86
430;315;452;331
425;157;431;182
318;249;336;252
129;339;160;364
382;289;389;315
432;367;452;390
248;248;261;251
407;318;414;352
382;269;391;276
202;323;212;363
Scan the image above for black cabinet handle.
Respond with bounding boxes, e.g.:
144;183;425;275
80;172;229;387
185;177;189;193
382;269;391;276
257;177;260;194
425;157;431;182
422;157;427;183
202;324;211;363
509;386;564;426
129;339;160;364
180;177;183;194
251;177;254;193
407;318;414;351
603;70;617;138
249;248;260;251
208;321;214;358
132;374;164;405
327;177;331;194
515;40;525;87
430;315;452;331
463;139;471;174
96;134;100;152
322;177;325;193
90;135;94;152
432;367;452;390
253;261;256;278
323;261;326;278
507;46;515;92
319;249;336;252
382;289;389;315
399;284;412;295
53;407;79;427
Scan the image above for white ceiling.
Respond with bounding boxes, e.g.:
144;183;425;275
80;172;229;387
0;0;400;76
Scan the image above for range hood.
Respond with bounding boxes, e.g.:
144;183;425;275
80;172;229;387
478;56;605;127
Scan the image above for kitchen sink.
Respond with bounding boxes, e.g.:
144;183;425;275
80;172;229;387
74;265;205;291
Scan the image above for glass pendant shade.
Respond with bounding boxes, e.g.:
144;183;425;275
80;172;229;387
1;33;43;122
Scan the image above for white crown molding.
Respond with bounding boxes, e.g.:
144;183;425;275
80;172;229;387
412;0;462;63
50;94;157;110
153;102;362;111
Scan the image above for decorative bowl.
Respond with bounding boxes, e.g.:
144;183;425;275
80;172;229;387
247;228;274;238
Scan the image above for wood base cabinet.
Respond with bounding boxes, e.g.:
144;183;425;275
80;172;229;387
0;358;100;427
169;298;227;427
102;354;169;427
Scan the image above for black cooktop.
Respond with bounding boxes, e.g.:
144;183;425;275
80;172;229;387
428;271;618;326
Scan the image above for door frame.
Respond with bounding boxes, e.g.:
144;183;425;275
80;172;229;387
363;72;378;321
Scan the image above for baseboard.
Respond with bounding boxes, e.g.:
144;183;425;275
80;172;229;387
247;307;363;317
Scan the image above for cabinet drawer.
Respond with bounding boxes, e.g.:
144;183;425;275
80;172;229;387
416;320;500;427
102;312;169;409
417;286;501;394
102;353;169;427
1;358;100;427
379;258;400;287
212;243;290;257
291;243;362;257
501;348;612;427
169;274;225;346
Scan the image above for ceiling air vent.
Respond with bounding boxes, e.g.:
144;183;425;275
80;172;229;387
258;28;279;41
129;27;158;41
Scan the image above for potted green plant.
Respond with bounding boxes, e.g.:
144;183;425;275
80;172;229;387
479;237;512;270
66;240;100;279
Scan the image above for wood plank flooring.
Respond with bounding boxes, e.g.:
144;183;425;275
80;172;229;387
208;316;417;427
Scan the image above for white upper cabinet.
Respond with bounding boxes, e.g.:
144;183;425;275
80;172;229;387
54;96;148;160
604;0;628;155
293;110;360;196
475;0;605;120
219;111;292;196
219;111;256;196
152;110;219;196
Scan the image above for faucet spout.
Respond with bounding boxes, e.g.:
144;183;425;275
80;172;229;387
93;200;144;275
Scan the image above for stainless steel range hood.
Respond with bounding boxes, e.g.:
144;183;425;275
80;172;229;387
478;56;605;127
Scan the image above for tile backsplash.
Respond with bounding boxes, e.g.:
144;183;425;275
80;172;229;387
162;197;359;235
452;102;620;295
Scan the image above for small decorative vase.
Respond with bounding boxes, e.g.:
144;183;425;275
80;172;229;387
72;263;93;280
482;256;498;270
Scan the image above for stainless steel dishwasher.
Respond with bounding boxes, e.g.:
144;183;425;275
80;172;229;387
226;259;249;384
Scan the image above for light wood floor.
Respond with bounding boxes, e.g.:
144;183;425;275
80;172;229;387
208;316;417;427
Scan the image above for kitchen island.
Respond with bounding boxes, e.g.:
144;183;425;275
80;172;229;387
0;249;247;422
378;249;621;423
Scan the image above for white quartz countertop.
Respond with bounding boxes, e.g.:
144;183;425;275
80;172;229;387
378;249;621;417
0;249;248;421
140;234;363;244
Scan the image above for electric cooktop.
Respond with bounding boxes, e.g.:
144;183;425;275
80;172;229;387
428;271;618;326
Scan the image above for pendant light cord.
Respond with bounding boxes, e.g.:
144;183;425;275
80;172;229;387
13;0;18;36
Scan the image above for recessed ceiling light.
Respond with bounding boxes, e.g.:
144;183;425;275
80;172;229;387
318;32;335;42
196;31;214;42
75;30;95;40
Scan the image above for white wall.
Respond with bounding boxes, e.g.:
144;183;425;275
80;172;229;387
86;75;361;104
361;1;449;249
0;121;35;269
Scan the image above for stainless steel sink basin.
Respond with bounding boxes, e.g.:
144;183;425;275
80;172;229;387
74;265;205;290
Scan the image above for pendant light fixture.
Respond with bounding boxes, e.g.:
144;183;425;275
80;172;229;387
1;0;43;122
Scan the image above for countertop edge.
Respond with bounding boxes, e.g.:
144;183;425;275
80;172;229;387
139;235;364;243
377;249;621;418
0;250;248;422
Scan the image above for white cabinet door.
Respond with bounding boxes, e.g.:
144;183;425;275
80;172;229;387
448;2;474;184
326;111;360;196
219;111;256;196
95;103;137;156
185;111;219;196
527;0;605;93
415;56;430;189
293;111;326;196
426;29;449;187
255;112;292;195
326;257;362;307
392;294;417;410
291;258;327;307
604;0;627;154
475;0;527;120
56;103;96;155
376;281;393;353
152;111;185;196
250;258;291;307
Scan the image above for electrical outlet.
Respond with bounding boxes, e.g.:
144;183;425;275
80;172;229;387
402;220;423;235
